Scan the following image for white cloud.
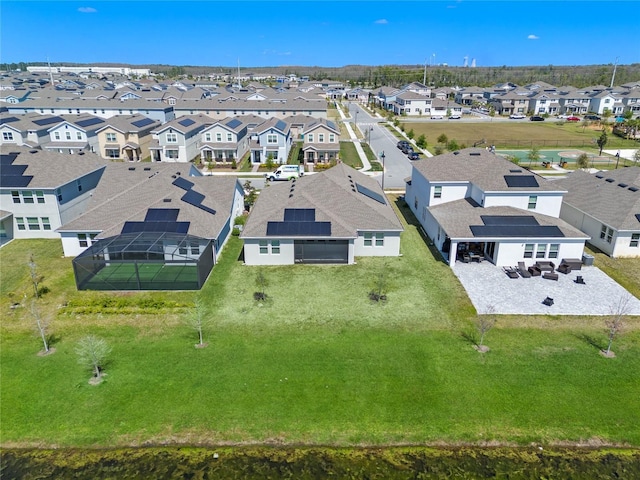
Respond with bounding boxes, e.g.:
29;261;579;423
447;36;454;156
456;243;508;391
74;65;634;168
78;7;97;13
528;34;539;40
374;19;388;25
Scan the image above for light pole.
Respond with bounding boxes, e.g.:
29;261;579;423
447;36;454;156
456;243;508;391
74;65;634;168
381;151;386;191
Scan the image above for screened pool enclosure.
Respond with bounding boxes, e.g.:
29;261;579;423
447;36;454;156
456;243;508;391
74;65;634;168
73;232;214;290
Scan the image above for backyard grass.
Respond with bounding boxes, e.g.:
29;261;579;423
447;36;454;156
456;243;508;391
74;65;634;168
338;141;363;169
389;122;638;150
1;199;639;448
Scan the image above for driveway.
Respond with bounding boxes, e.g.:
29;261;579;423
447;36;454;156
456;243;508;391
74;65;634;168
452;262;640;315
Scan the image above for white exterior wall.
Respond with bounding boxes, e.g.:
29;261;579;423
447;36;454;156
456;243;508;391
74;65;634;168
0;191;61;239
483;192;563;217
431;182;469;206
353;231;401;257
243;238;295;265
60;231;101;257
611;231;640;258
0;126;24;146
493;239;586;267
560;203;615;256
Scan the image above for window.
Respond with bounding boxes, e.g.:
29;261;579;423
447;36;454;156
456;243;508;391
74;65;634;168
16;217;25;230
271;240;280;254
35;191;44;204
190;242;200;255
434;186;442;199
216;133;222;142
22;191;34;203
11;191;20;203
106;149;120;159
600;224;613;243
307;133;314;143
227;133;233;142
166;150;179;159
528;195;537;209
375;233;384;246
2;132;14;141
166;133;177;143
364;232;373;246
54;132;60;140
259;240;268;254
631;234;640;247
41;217;51;230
536;244;546;258
267;134;278;144
76;132;82;140
78;234;88;247
205;133;211;142
27;217;40;230
364;232;384;247
524;244;534;258
329;134;335;142
548;244;559;259
65;132;72;140
76;180;82;192
106;133;117;142
318;133;324;142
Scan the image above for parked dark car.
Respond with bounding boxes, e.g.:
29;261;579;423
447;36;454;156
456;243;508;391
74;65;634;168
408;151;421;160
401;144;414;154
397;140;410;149
584;114;601;121
530;116;545;122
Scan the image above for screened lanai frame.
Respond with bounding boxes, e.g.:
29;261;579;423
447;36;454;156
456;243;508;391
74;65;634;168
73;232;214;290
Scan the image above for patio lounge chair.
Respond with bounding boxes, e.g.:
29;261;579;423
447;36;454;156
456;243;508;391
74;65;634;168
561;258;582;270
528;265;542;276
543;272;559;281
557;263;571;274
503;267;520;279
517;262;532;278
535;261;555;272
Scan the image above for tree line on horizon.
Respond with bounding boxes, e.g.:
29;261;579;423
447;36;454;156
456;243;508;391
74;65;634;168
3;61;639;89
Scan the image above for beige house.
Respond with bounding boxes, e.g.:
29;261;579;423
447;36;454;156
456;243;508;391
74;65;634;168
95;114;161;161
301;118;340;165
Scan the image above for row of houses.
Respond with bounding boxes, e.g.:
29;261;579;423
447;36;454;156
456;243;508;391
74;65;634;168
0;111;340;165
3;145;640;292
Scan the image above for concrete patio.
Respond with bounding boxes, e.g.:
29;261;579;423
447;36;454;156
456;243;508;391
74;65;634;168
452;261;640;315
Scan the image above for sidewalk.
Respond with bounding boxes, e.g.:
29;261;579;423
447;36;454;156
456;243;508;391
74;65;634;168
335;102;372;171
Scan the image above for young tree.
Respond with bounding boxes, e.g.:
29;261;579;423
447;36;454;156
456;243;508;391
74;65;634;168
475;305;497;353
185;297;210;348
243;180;258;211
603;295;632;357
368;266;388;303
416;134;427;149
407;128;415;140
76;335;111;383
254;270;269;301
577;153;590;170
265;154;275;171
437;133;448;145
447;139;459;151
597;132;608;155
31;300;52;355
527;146;540;167
28;254;43;299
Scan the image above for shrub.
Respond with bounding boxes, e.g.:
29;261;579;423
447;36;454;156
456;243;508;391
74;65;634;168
447;139;459;151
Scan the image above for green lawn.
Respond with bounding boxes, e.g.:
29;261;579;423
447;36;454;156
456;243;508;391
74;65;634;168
339;141;363;169
1;200;639;448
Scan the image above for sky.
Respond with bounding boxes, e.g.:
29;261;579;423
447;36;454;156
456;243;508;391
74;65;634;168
1;0;639;68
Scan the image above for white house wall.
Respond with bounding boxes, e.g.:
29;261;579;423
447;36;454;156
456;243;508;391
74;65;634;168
243;238;295;265
353;231;401;257
483;192;563;217
560;203;614;256
0;191;61;239
612;231;640;258
492;239;586;267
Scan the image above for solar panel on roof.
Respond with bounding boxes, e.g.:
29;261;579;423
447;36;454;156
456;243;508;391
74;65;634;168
121;221;190;234
355;182;386;204
76;117;104;128
275;120;287;131
284;208;315;222
327;120;337;131
470;225;564;238
635;214;640;223
503;175;539;188
266;221;331;236
131;117;154;128
0;154;33;187
178;118;196;127
32;116;64;126
0;116;20;124
145;208;180;222
172;176;194;190
226;118;242;129
480;215;539;226
181;189;216;215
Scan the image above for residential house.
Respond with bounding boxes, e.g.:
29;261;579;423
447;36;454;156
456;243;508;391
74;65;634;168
199;116;256;165
454;86;487;106
249;117;292;164
0;112;64;148
95;114;161;161
527;92;560;115
149;114;210;163
42;114;106;154
488;91;530;116
556;168;640;258
404;148;588;267
301;118;340;165
241;163;403;265
588;91;624;115
0;147;106;242
557;89;591;115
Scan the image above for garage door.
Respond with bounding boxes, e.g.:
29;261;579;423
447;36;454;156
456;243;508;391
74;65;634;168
294;240;349;264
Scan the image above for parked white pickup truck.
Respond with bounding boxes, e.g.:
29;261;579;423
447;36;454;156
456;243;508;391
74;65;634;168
265;165;304;181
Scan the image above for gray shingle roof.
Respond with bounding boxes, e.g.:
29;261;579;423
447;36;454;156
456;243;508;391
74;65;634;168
58;163;240;239
555;168;640;231
241;163;403;239
411;148;566;193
